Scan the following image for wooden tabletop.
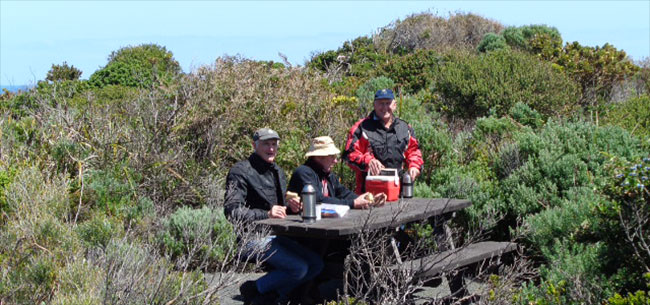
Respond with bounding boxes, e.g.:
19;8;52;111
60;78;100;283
255;198;471;239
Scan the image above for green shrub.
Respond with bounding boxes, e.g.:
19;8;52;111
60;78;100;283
86;168;135;217
159;206;235;263
517;241;612;304
89;44;181;88
477;32;509;52
502;25;562;55
601;95;650;141
432;49;580;118
76;213;121;248
46;61;83;82
509;102;544;128
555;42;639;107
355;76;396;106
376;49;441;93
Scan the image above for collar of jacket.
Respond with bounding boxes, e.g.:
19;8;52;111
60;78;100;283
305;157;330;180
249;153;277;172
370;110;396;129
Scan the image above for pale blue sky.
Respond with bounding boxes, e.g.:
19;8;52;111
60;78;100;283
1;1;649;87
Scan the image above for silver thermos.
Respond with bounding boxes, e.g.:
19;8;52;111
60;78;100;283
301;184;317;223
401;172;413;198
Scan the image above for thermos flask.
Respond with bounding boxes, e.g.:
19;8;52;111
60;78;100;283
401;172;413;198
301;184;317;223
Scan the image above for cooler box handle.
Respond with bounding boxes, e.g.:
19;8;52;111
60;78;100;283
366;168;399;186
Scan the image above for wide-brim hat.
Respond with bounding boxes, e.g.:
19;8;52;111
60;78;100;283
305;136;341;157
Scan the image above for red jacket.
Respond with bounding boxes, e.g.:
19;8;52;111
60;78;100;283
342;111;424;194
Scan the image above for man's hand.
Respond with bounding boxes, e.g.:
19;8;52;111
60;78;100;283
285;191;301;213
268;205;287;218
368;159;385;176
408;167;420;181
287;197;302;213
353;193;372;209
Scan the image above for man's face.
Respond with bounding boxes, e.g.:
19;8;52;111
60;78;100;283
374;98;396;121
314;155;338;173
254;139;279;163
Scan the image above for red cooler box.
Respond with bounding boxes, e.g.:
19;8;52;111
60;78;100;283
365;169;401;202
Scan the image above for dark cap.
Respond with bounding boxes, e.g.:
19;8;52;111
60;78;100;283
374;88;395;101
252;128;280;141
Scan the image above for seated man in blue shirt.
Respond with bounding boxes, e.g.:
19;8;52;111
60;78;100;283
287;136;381;213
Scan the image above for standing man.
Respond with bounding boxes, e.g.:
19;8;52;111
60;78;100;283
343;89;424;194
224;128;323;305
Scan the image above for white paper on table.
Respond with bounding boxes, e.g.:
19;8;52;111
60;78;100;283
318;203;350;218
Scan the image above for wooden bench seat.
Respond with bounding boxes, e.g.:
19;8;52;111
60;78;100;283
391;241;517;279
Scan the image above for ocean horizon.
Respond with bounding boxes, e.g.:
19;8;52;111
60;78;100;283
1;85;31;93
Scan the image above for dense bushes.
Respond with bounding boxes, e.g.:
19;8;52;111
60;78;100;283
432;49;580;118
601;95;650;142
89;44;182;88
1;14;647;303
375;12;504;53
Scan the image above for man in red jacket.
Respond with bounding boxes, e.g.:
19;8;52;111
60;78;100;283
343;88;424;194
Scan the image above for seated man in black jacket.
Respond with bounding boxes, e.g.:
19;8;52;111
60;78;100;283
225;128;323;305
287;136;374;212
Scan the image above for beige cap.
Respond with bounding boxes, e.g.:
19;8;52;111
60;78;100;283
305;136;341;157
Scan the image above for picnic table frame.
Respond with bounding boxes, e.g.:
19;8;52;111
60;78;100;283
255;198;471;239
254;197;516;303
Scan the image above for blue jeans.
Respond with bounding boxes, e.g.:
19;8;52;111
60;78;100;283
242;235;324;298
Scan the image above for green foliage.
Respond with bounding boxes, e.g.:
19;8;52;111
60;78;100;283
374;12;504;53
46;61;83;82
555;42;639;106
601;95;650;141
502;25;562;55
159;206;235;263
89;44;181;88
376;49;441;93
608;273;650;305
86;168;135;217
509;102;544;129
76;213;121;248
477;32;510;52
433;49;580;118
517;241;612;304
355;76;396;105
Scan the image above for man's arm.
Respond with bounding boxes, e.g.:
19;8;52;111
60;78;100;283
332;174;357;202
404;125;424;176
224;170;269;222
342;118;375;172
291;167;356;208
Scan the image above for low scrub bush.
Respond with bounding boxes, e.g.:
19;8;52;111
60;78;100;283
159;206;235;264
601;95;650;142
76;213;122;249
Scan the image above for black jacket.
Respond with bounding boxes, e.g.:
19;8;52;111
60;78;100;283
224;153;287;223
288;158;357;209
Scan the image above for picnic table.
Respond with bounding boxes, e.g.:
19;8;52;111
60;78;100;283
256;198;471;238
255;197;516;303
